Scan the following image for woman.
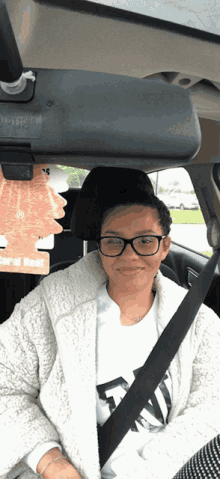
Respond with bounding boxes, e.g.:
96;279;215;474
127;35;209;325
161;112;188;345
0;167;220;479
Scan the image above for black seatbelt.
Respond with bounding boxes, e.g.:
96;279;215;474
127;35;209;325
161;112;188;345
98;249;220;468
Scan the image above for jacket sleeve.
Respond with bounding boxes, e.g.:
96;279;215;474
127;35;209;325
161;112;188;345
138;306;220;479
22;441;62;473
0;286;61;478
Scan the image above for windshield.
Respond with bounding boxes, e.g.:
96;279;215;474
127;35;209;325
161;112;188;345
85;0;220;36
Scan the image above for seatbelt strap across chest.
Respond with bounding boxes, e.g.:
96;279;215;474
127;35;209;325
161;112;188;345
98;249;220;468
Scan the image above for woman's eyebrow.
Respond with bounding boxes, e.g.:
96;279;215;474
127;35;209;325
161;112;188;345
103;229;156;235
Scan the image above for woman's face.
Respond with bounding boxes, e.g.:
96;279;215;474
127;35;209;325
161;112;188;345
99;204;171;289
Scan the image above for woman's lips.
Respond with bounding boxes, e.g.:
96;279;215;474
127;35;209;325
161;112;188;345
117;266;144;275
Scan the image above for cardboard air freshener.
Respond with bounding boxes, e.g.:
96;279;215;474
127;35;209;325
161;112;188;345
0;165;67;275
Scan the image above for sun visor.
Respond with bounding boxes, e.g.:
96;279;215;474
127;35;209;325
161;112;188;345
0;69;201;165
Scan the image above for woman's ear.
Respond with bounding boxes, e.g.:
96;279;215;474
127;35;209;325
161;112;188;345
161;236;171;261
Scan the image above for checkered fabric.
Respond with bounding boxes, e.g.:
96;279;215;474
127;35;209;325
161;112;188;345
173;435;220;478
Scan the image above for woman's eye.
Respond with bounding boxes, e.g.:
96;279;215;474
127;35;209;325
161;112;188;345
106;238;123;245
139;237;153;244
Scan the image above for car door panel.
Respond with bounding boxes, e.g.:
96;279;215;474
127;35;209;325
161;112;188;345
162;241;220;317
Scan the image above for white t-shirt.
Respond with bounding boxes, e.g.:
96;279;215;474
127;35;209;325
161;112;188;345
96;282;172;479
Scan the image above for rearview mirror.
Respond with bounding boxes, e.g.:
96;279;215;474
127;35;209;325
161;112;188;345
0;70;201;171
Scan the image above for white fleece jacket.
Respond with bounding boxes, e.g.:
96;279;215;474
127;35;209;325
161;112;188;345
0;250;220;479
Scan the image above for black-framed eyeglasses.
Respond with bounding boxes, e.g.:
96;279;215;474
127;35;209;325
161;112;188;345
97;235;167;257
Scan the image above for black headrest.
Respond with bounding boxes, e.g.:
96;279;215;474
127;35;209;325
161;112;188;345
70;166;154;240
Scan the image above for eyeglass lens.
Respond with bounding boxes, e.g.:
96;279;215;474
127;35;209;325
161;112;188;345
100;236;159;256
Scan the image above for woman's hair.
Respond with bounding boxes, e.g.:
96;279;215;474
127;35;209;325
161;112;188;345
100;193;172;237
72;166;172;240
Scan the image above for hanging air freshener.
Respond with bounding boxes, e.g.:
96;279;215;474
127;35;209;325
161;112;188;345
0;165;67;274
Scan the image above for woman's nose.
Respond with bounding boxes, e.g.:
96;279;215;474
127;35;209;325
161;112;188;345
122;242;138;258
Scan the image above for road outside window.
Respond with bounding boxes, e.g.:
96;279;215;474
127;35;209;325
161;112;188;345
148;168;212;258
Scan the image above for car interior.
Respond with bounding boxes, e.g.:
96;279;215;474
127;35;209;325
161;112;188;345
1;0;220;328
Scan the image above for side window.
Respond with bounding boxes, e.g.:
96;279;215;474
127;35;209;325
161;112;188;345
57;166;89;187
148;168;212;257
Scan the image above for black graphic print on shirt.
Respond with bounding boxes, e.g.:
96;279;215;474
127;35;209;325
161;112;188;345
97;368;171;432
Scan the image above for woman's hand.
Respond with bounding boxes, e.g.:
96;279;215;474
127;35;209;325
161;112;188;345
41;457;82;479
37;448;82;479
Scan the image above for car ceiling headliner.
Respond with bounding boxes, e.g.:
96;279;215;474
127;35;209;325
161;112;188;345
6;0;220;82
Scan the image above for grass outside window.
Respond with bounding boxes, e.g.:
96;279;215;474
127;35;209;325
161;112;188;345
202;251;212;257
169;209;204;224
